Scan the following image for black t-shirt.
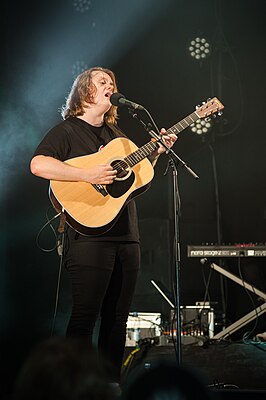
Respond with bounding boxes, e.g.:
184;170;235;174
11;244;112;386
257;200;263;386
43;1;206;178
33;116;140;242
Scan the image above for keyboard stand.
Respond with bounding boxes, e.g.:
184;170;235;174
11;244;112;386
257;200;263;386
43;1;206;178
210;262;266;340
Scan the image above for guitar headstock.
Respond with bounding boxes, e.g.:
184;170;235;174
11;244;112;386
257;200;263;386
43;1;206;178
195;97;224;119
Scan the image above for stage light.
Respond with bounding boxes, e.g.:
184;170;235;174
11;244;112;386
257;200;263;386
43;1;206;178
72;60;89;77
190;118;212;135
188;37;210;60
73;0;92;13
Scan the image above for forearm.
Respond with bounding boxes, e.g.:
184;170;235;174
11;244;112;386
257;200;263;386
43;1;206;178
149;129;177;167
30;155;87;182
149;151;160;167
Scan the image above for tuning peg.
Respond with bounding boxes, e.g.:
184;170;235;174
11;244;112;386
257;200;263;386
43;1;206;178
212;113;217;118
218;111;223;116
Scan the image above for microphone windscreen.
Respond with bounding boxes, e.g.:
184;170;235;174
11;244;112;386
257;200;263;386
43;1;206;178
110;92;125;106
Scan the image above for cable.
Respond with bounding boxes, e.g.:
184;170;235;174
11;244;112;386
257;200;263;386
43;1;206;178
122;338;158;381
36;209;61;252
237;258;260;342
206;140;227;330
206;142;222;244
50;231;65;337
209;0;245;138
201;260;212;306
35;208;66;336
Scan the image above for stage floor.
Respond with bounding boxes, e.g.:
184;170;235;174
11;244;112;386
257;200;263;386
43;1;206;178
123;341;266;391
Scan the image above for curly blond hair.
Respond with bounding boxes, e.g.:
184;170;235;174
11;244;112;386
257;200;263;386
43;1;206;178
61;67;118;125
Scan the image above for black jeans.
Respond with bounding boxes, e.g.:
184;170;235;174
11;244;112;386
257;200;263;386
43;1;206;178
65;240;140;382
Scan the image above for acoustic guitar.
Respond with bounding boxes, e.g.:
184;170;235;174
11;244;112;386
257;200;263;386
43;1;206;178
50;97;224;235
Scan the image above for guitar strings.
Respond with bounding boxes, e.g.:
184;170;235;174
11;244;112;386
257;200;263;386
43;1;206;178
110;141;158;173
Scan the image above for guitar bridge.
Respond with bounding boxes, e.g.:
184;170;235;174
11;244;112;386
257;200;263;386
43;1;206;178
92;184;108;197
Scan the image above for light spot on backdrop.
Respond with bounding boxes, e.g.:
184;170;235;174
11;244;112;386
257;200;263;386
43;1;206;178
72;60;89;78
73;0;92;13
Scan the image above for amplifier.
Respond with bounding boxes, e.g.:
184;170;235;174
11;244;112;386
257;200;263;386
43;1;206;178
125;307;215;347
126;312;161;347
170;305;214;339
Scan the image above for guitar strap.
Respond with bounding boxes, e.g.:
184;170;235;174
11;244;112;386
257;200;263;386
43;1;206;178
57;213;67;257
58;212;66;234
106;122;127;139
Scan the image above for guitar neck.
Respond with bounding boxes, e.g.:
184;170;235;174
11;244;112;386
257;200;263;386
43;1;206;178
123;111;198;168
166;111;198;135
122;97;224;167
125;140;158;167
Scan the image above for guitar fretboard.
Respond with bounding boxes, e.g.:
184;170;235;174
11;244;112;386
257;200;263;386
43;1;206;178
166;111;198;135
120;111;199;168
125;141;158;167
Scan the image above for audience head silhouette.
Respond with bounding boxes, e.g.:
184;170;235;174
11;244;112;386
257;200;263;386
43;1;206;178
13;336;116;400
121;360;215;400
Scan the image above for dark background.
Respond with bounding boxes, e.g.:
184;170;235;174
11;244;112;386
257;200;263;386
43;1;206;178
1;0;266;393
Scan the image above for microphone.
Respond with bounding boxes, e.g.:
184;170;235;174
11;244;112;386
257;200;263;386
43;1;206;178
110;92;144;110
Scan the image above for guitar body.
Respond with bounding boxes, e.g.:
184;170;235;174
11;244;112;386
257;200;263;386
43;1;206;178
50;137;154;235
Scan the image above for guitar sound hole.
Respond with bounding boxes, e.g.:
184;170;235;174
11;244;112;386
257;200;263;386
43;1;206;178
111;159;131;180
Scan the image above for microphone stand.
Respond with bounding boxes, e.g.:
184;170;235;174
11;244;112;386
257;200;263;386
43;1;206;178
129;107;199;179
128;107;199;366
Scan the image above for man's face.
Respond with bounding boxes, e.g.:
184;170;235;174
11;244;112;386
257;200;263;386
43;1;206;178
90;71;114;111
